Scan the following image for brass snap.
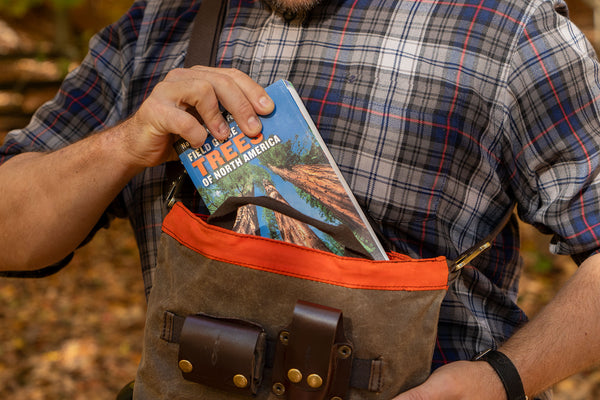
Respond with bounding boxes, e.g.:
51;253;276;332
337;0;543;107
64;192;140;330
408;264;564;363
279;331;290;345
272;382;286;396
337;345;352;359
287;368;302;383
178;359;193;373
307;374;323;388
233;374;248;388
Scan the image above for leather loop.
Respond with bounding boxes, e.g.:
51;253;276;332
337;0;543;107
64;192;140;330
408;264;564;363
272;300;353;399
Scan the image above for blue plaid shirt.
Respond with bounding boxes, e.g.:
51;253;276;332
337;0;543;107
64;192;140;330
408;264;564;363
3;0;600;383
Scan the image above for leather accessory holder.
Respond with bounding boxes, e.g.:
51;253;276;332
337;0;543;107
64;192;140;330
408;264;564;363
272;300;353;399
177;313;267;396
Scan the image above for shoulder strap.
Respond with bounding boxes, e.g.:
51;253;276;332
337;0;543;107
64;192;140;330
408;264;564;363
184;0;227;68
164;0;227;207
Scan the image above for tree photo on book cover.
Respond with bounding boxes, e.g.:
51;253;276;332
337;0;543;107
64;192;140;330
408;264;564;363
201;129;377;257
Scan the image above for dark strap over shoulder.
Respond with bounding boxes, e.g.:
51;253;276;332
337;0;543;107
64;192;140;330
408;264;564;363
450;202;516;271
185;0;227;68
164;0;228;208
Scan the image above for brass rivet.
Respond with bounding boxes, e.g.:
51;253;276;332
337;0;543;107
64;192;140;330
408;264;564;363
279;331;290;345
287;368;302;383
178;359;193;373
307;374;323;388
233;374;248;388
337;345;352;359
272;382;286;396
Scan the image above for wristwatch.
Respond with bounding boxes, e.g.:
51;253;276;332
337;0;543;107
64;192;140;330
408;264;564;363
472;349;528;400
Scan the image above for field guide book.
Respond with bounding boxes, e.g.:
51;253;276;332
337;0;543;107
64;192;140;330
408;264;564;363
175;79;388;261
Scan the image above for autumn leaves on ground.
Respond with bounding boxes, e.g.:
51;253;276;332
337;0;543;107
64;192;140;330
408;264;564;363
1;1;600;399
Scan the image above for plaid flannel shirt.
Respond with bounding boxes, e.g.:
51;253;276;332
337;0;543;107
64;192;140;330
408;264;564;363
3;0;600;384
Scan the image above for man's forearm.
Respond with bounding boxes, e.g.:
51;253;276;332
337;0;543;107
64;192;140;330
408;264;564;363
393;252;600;400
500;252;600;397
0;124;142;270
0;67;274;271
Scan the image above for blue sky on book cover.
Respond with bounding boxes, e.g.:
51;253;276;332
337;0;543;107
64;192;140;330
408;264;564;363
178;80;387;260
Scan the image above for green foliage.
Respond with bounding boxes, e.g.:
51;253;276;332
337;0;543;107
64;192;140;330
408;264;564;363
299;138;326;165
531;254;554;274
320;232;344;256
261;207;282;240
259;140;300;169
0;0;43;17
0;0;84;17
50;0;85;10
258;134;323;169
295;186;338;223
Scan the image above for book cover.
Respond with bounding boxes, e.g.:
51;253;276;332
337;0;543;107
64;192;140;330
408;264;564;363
175;79;388;261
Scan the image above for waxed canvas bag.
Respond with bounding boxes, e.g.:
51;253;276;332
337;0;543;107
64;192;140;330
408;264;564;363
132;198;457;399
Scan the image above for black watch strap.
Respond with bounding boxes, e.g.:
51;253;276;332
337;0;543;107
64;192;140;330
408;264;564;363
473;350;528;400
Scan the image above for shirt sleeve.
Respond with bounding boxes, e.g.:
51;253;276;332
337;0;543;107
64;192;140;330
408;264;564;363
0;1;148;276
504;0;600;262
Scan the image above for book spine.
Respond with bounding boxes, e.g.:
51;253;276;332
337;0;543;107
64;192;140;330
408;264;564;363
282;81;389;261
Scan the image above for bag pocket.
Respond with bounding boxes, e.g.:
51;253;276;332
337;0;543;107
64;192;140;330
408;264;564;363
176;313;266;396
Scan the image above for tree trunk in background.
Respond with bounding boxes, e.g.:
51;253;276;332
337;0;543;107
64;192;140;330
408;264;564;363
232;185;260;236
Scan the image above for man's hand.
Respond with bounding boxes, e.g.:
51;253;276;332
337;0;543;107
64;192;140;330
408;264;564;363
117;66;275;169
394;252;600;400
392;360;506;400
0;67;273;270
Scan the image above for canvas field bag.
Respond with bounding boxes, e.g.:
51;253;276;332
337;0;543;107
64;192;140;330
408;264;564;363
131;192;513;399
132;196;461;399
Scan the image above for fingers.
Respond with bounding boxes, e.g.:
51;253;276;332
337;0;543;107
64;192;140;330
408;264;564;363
126;67;274;168
163;67;274;141
121;101;208;168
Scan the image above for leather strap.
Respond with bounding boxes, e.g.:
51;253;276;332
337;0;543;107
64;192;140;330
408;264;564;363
178;314;266;395
271;300;353;399
184;0;227;68
450;202;516;271
473;350;528;400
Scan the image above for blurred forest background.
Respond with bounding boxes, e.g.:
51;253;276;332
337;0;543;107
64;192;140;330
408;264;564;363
1;0;600;399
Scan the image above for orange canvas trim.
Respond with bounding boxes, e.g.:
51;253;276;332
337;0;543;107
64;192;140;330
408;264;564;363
162;202;449;291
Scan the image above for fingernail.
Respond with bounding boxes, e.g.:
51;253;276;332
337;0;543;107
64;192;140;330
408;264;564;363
217;121;229;139
247;116;261;132
259;96;273;110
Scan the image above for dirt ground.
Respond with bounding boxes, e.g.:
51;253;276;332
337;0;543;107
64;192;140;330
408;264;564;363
1;0;600;399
